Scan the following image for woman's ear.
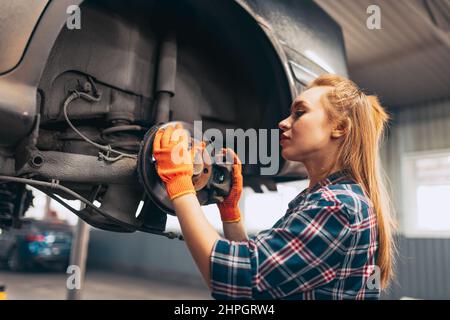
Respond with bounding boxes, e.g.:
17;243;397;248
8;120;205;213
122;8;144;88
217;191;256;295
331;117;351;138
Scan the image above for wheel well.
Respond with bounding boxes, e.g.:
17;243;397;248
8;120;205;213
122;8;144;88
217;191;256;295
37;0;292;172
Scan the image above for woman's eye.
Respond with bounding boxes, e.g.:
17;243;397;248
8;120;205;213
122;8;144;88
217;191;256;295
294;110;305;118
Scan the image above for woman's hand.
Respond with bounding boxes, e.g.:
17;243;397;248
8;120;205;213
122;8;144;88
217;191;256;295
217;148;243;223
152;123;196;200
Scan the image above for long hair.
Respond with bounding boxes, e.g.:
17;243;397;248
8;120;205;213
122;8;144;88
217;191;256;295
307;74;396;289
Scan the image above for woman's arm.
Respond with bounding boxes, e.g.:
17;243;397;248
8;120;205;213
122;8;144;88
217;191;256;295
223;220;248;241
151;126;248;289
172;193;221;289
172;194;248;289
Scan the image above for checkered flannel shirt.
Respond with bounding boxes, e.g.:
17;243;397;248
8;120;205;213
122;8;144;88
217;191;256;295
210;170;380;300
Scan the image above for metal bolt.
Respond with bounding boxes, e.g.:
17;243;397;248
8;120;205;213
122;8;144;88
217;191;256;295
83;82;92;93
30;154;44;168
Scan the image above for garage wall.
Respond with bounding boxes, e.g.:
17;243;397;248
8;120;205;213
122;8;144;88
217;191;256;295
386;236;450;299
381;97;450;299
382;97;450;231
87;229;206;288
87;98;450;299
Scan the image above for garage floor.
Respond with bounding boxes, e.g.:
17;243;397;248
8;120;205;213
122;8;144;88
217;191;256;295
0;270;211;300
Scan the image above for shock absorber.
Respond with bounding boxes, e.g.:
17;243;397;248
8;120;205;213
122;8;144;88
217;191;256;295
0;184;15;225
0;183;33;228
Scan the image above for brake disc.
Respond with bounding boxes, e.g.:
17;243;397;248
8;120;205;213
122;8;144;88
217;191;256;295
137;121;232;215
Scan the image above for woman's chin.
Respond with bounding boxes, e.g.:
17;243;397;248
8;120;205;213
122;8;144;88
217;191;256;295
281;147;304;162
281;148;293;161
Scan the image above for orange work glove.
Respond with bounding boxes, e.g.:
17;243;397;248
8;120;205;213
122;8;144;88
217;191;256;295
152;124;196;200
217;148;243;223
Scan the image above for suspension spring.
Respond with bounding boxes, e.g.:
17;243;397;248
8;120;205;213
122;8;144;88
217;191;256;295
101;124;148;153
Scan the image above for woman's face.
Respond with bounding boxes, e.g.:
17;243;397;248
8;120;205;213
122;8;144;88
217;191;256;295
278;86;337;162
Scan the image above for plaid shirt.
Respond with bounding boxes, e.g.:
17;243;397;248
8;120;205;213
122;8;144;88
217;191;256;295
210;170;379;300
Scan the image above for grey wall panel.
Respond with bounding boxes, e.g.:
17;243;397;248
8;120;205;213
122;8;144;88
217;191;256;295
87;229;206;288
382;237;450;299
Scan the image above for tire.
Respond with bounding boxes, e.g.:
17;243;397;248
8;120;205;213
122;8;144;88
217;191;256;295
7;248;24;272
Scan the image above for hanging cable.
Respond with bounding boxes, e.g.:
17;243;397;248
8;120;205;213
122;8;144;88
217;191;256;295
0;175;184;239
62;90;138;162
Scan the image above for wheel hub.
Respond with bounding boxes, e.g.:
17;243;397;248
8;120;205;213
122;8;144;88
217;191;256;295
137;121;233;215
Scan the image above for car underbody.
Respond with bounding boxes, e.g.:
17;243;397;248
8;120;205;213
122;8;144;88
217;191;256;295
0;0;347;236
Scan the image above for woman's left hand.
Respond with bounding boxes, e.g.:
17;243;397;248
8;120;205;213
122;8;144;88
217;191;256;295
217;148;243;223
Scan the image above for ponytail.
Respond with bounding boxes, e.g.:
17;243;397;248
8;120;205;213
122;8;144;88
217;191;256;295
367;95;389;135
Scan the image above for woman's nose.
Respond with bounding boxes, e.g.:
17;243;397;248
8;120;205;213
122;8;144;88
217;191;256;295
278;117;290;131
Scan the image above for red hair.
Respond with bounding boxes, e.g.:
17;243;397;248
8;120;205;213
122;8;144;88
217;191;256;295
307;74;396;289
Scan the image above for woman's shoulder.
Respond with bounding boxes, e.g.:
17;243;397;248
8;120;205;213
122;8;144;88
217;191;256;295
301;181;373;226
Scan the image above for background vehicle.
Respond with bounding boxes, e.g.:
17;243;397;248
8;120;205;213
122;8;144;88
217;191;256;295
0;0;347;236
0;218;73;271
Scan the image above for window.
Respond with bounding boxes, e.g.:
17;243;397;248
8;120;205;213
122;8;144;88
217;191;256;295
242;180;309;235
402;149;450;237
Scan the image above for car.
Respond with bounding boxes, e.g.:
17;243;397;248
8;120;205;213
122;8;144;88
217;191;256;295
0;0;347;236
0;218;73;271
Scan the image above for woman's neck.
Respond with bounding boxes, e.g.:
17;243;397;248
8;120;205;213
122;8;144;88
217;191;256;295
302;151;342;189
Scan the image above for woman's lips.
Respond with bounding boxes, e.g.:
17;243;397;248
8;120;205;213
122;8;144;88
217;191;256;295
280;135;289;146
